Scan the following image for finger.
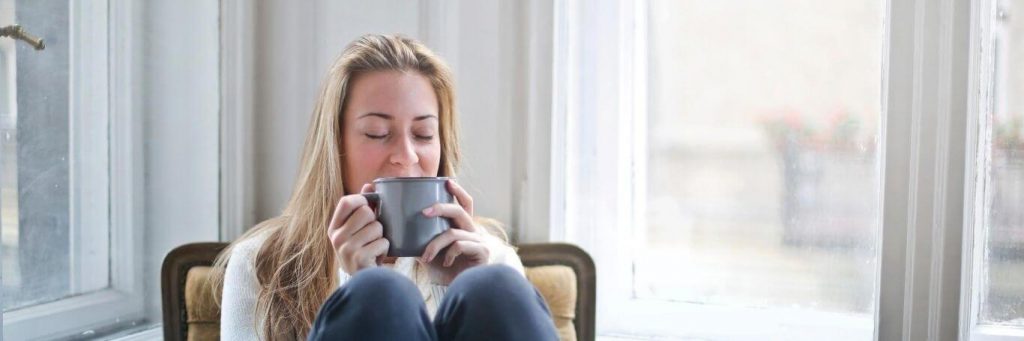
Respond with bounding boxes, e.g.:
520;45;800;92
421;228;480;262
446;179;474;215
443;240;487;267
329;226;347;250
329;195;368;232
360;182;375;194
348;221;384;247
357;238;390;268
340;205;377;238
422;203;476;232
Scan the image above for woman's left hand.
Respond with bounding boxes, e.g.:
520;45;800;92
418;179;491;285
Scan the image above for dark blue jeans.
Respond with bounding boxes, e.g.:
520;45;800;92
307;264;559;341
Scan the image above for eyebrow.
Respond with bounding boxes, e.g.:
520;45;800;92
358;112;438;121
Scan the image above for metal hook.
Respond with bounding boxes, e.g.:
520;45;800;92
0;25;45;51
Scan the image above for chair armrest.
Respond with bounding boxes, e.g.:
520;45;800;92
161;242;228;341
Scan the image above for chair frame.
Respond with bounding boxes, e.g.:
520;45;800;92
161;242;227;341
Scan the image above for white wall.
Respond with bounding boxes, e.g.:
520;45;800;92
248;0;548;242
140;0;220;321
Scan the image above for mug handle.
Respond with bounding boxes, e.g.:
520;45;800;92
361;192;395;261
361;193;381;216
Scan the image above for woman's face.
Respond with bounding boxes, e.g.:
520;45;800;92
342;70;442;194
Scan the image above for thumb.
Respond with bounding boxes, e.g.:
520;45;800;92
360;182;375;194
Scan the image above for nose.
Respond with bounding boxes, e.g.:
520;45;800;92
388;133;419;167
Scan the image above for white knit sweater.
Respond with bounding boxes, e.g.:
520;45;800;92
220;229;525;340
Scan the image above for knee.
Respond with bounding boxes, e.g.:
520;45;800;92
450;265;533;301
459;264;523;283
439;265;555;332
312;268;434;340
339;267;420;303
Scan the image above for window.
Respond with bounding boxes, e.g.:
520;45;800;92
2;1;146;339
981;1;1024;327
552;0;1022;339
555;0;881;338
641;0;881;315
967;0;1024;337
2;0;109;312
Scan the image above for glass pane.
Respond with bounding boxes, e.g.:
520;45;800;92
980;0;1024;327
641;0;882;323
2;0;73;311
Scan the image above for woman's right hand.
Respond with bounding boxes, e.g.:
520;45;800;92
328;183;389;275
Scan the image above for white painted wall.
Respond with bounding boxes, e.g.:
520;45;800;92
139;0;220;321
434;0;515;239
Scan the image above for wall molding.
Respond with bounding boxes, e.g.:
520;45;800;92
219;0;256;241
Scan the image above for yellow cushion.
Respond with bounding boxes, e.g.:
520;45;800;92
184;267;221;340
526;265;578;341
183;265;578;341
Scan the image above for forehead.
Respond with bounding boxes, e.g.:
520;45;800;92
345;70;438;119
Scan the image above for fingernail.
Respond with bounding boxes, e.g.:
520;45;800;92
422;207;434;216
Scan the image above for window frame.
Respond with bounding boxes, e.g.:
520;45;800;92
962;0;1024;340
2;0;146;339
70;0;112;295
547;0;1004;339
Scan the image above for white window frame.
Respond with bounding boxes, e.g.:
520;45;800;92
962;0;1024;340
70;0;111;297
547;0;1011;339
3;0;145;339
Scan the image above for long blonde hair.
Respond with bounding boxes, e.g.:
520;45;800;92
209;34;462;340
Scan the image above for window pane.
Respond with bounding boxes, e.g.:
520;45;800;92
642;0;882;322
980;0;1024;327
2;0;74;311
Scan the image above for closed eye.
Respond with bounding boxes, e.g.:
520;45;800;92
414;134;434;141
365;133;389;139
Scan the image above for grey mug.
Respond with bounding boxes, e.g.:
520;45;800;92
362;177;453;257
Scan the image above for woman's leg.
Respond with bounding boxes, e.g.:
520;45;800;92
434;265;559;341
308;267;436;341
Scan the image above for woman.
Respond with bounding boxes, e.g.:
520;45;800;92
210;34;558;340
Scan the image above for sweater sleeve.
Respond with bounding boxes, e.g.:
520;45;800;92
220;237;264;341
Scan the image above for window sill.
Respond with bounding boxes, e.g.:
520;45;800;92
600;298;873;340
3;289;143;340
104;325;162;341
971;325;1024;341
